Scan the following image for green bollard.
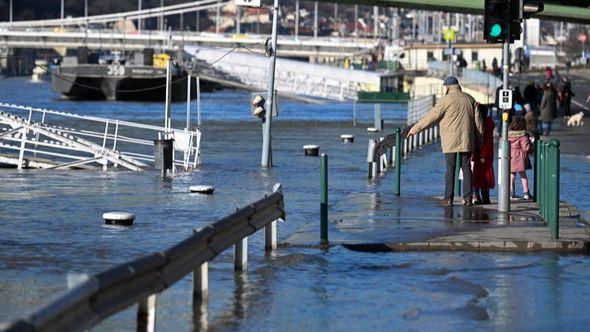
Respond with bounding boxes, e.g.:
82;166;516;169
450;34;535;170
544;142;549;219
539;142;547;218
548;139;560;239
394;128;401;196
533;132;540;202
320;154;328;244
454;152;461;199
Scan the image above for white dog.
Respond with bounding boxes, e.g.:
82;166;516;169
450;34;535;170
567;112;584;127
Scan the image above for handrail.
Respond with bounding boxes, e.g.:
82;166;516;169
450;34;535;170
367;94;439;180
6;184;285;332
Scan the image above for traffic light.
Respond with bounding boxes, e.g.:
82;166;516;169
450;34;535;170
484;0;510;43
485;0;543;44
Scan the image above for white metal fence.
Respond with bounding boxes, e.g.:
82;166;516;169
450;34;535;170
0;102;201;171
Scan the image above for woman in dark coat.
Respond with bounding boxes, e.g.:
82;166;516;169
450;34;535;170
539;82;557;135
558;77;574;117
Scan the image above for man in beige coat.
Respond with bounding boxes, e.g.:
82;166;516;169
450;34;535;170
408;76;484;206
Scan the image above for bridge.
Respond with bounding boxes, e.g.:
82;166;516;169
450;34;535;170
0;29;379;59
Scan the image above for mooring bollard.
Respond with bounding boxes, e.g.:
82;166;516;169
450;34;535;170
103;212;135;226
454;152;461;199
154;137;174;177
374;104;383;131
320;154;328;244
394;128;402;196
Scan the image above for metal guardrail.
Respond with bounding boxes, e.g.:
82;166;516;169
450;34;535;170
0;103;201;171
407;94;436;125
535;138;560;239
6;184;285;332
366;124;440;181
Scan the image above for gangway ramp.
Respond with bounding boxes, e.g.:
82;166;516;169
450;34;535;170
186;46;382;101
0;103;201;171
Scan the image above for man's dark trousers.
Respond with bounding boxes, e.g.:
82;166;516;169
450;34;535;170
444;152;472;201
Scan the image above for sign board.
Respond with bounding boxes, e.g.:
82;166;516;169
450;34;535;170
442;28;456;42
443;48;462;56
235;0;261;7
499;89;513;110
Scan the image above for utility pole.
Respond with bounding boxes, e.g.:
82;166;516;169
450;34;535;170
9;0;13;23
261;0;279;167
61;0;65;20
138;0;142;33
313;1;318;39
295;0;299;40
159;0;164;32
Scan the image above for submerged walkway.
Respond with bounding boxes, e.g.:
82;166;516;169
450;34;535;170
285;194;589;253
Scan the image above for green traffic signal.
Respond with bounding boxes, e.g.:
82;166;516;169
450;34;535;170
490;23;502;37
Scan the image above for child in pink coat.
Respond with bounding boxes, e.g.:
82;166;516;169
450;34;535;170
508;117;533;200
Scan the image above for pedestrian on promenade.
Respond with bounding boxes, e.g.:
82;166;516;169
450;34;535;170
524;104;538;134
471;104;495;205
507;117;533;200
523;82;538;111
408;76;484;207
558;77;574;117
539;82;557;135
545;66;553;81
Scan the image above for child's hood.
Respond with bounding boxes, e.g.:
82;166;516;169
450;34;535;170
508;130;527;142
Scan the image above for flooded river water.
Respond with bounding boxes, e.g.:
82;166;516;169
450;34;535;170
1;78;589;330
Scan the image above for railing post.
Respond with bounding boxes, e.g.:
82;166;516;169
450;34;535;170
394;128;401;196
137;294;157;332
548;139;560;239
454;152;461;199
320;153;328;244
367;139;377;178
265;184;282;251
234;237;248;271
533;132;540;202
193;262;208;302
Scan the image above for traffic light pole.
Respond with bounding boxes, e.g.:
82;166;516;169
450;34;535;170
498;41;511;213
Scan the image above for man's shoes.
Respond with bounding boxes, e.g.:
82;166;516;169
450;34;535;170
523;192;532;200
510;192;520;200
463;199;473;206
441;199;454;207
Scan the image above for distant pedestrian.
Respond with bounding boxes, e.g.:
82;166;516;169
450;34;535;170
545;66;553;81
492;58;499;76
539;82;557;135
558;77;574;117
524;104;538;134
508;117;533;200
408;76;484;207
481;59;487;73
471;104;495;205
523;81;538;110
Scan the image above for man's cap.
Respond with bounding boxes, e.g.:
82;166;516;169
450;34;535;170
443;76;459;86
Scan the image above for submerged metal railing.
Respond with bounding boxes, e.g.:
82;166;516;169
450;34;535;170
535;138;561;239
6;184;285;332
0;102;201;171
